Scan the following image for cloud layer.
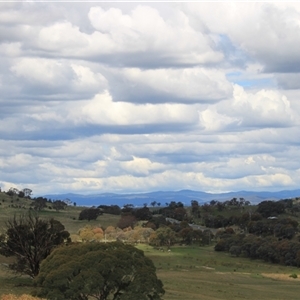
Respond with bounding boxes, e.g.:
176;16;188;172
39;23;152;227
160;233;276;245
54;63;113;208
1;2;300;196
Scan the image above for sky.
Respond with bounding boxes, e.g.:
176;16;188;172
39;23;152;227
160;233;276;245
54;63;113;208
1;2;300;196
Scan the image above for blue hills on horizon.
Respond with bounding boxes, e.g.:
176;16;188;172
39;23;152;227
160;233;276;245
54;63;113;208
43;189;300;207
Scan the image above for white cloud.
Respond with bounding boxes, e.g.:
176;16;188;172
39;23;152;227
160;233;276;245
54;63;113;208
88;5;223;66
184;3;300;72
77;91;200;126
37;22;89;52
9;58;107;99
1;2;300;195
200;85;296;131
110;67;233;103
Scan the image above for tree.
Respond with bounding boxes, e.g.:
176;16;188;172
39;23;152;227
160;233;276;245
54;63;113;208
22;188;32;198
35;242;164;300
191;200;200;217
117;214;137;229
256;200;285;217
18;191;25;198
78;225;104;242
79;207;102;221
133;206;152;221
151;201;157;207
8;187;19;196
0;213;70;278
31;197;47;211
151;227;176;250
52;200;67;211
98;205;121;215
122;204;134;213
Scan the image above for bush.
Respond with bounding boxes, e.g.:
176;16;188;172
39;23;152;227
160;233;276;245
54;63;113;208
289;273;298;279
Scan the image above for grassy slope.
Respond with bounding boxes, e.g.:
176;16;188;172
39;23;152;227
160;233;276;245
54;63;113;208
1;192;300;298
139;244;300;300
0;192;120;235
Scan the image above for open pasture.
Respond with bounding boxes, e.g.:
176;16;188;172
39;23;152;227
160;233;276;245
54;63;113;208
1;242;300;299
139;245;300;300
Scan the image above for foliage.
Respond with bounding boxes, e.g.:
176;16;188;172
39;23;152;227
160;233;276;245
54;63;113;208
117;214;137;229
78;207;102;221
150;227;176;249
229;245;242;257
215;231;300;267
78;225;104;242
191;200;200;218
117;227;154;244
35;242;165;300
159;202;187;221
97;205;121;215
178;227;203;245
133;206;152;221
31;198;48;211
0;212;70;278
52;200;67;211
248;218;298;239
256;200;285;217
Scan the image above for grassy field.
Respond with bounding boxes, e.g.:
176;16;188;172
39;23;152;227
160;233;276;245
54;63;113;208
0;193;120;236
1;193;300;299
139;244;300;300
1;244;300;299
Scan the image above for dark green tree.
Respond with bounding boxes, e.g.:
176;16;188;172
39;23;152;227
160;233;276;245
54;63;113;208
133;206;152;221
256;200;285;217
52;200;67;211
0;212;70;277
31;197;47;211
35;242;164;300
79;207;102;221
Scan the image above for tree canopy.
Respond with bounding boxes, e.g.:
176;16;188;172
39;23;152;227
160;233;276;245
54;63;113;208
79;207;102;221
0;213;70;278
35;242;164;300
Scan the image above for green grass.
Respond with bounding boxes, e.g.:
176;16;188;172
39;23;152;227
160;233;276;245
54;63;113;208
2;192;300;299
138;244;300;300
0;192;120;236
2;240;300;299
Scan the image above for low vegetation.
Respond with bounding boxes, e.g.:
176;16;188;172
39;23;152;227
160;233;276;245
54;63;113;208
1;188;300;299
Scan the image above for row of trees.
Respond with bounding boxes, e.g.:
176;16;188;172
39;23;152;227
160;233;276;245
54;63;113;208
74;222;211;248
6;188;32;198
215;233;300;267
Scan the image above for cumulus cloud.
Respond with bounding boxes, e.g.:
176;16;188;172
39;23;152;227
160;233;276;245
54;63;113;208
200;85;296;131
10;58;107;100
88;5;223;67
184;2;300;72
109;67;233;104
1;2;300;195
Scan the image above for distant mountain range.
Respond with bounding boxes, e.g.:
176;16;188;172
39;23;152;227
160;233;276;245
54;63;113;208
43;189;300;207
